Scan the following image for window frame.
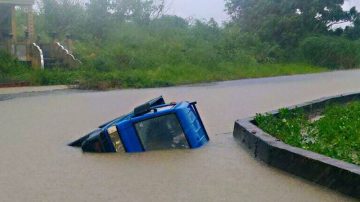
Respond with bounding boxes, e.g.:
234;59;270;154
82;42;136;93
133;112;190;151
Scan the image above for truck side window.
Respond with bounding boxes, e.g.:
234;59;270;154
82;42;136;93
135;114;190;151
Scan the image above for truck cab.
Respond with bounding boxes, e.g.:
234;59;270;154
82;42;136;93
70;97;209;153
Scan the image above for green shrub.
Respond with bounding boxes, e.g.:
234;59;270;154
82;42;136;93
255;102;360;166
300;36;360;69
0;51;32;83
0;51;24;74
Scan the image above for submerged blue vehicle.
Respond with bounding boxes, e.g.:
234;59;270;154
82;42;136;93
70;96;209;153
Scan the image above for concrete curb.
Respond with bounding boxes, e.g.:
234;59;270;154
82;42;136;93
0;81;31;88
0;85;70;95
233;92;360;199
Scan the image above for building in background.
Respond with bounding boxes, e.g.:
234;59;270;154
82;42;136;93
0;0;80;69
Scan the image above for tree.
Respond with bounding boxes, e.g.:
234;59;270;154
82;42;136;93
85;0;164;38
85;0;112;39
343;7;360;40
41;0;85;38
111;0;165;24
225;0;359;48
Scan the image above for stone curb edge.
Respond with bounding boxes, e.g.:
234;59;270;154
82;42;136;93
233;92;360;199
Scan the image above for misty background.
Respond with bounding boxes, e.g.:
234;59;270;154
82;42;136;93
167;0;359;23
33;0;360;23
3;0;360;89
165;0;228;22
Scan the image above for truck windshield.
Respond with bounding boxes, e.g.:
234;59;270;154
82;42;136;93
135;114;189;151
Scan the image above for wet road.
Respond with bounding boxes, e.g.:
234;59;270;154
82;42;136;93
1;70;360;202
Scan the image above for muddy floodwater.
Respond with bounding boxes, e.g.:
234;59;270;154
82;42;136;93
1;71;360;202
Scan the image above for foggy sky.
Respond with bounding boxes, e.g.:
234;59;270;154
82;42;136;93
165;0;229;23
343;0;360;10
39;0;360;24
166;0;360;24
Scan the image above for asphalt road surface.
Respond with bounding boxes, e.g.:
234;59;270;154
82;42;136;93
1;70;360;202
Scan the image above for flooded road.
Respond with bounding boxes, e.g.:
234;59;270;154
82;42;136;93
1;70;360;202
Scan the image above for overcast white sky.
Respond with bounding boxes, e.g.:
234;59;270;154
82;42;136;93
165;0;229;23
343;0;360;10
166;0;360;24
35;0;360;24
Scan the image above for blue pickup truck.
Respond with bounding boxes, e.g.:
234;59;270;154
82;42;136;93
70;96;209;153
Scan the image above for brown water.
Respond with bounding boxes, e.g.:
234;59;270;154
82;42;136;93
1;70;360;202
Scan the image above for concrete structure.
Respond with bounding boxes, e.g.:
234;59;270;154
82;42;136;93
0;0;80;69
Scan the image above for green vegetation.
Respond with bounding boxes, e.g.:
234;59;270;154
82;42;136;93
2;0;360;89
0;52;32;83
0;51;325;89
300;36;360;69
255;102;360;166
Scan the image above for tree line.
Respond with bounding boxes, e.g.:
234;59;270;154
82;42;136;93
26;0;360;70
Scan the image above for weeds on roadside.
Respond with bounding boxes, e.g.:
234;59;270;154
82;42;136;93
1;62;326;90
255;102;360;166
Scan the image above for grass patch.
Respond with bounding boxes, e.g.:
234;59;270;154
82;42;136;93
255;102;360;166
1;62;326;90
